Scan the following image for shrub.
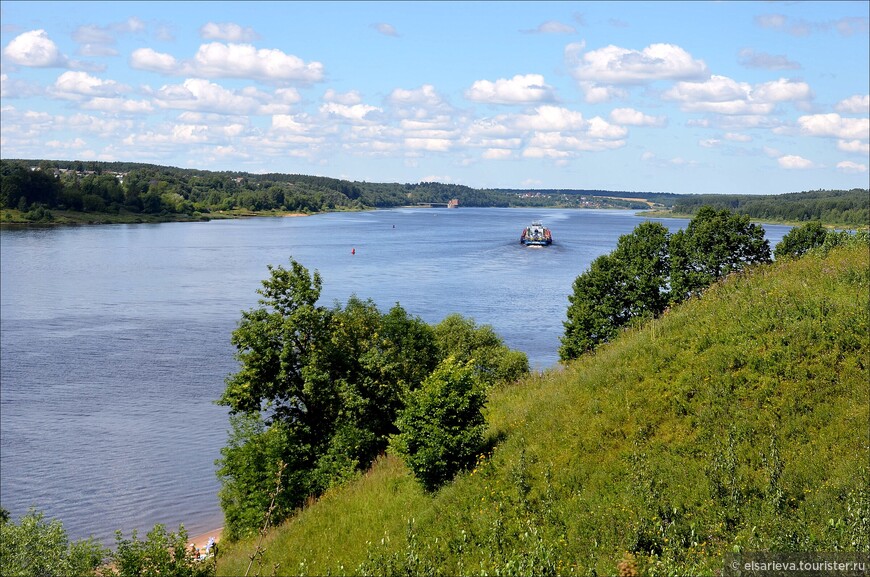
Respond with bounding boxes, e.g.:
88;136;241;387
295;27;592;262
0;508;107;577
392;357;487;491
110;523;215;577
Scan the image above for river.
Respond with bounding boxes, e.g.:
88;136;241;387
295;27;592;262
0;208;792;543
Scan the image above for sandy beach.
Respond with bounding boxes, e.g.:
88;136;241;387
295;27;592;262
188;527;223;553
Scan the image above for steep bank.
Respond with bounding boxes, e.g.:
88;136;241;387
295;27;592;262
216;244;869;576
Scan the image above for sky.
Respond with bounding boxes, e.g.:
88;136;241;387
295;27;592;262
1;1;868;194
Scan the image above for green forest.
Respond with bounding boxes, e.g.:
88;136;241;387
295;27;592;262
2;159;867;227
670;189;869;228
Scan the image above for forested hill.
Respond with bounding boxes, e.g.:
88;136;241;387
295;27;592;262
671;189;869;228
1;159;866;227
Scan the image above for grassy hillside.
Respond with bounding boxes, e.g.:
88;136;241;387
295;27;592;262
215;245;869;576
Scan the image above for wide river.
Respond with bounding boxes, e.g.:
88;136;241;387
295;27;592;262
0;207;792;544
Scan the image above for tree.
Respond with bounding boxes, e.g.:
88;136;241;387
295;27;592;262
560;221;670;360
311;297;439;487
669;206;770;303
217;259;331;539
774;221;828;260
0;508;107;577
216;260;442;539
392;357;487;491
433;313;529;387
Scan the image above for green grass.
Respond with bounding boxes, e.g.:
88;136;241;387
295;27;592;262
215;244;869;576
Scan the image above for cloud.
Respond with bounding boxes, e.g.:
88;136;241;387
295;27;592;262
389;84;446;108
523;21;576;34
3;29;69;67
798;113;870;140
372;23;399;37
609;107;666;127
777;154;815;169
514;105;586;131
200;22;260;42
82;97;154;113
838;140;870;155
724;132;752;142
465;74;556;104
836;161;867;173
0;73;43;98
52;71;128;99
755;13;869;37
72;18;146;57
737;48;800;70
151;78;284;115
131;42;324;84
320;102;382;123
571;43;709;85
663;75;812;115
835;94;870;114
130;47;179;73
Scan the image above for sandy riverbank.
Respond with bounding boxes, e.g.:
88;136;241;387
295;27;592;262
188;527;223;553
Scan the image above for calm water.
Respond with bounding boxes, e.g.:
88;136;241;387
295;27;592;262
0;208;792;543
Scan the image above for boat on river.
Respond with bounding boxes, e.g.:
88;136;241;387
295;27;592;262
520;221;553;246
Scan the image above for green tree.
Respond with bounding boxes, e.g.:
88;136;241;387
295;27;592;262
216;260;442;540
669;206;770;303
392;357;487;491
316;298;439;482
217;259;330;539
774;221;828;259
560;221;670;360
433;313;529;387
0;508;107;577
560;252;627;359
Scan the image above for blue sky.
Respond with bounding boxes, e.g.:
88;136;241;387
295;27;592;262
1;1;868;194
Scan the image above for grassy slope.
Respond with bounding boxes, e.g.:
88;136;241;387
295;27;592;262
216;245;869;576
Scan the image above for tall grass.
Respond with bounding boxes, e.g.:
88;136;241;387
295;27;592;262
216;244;869;576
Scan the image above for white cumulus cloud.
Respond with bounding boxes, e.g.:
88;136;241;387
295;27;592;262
798;113;870;140
131;42;324;84
465;74;555;104
835;94;870;114
777;154;815;169
837;161;867;173
572;43;709;85
52;71;127;99
609;107;666;127
3;30;68;67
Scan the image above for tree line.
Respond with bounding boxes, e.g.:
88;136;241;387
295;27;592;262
4;159;868;225
671;189;869;228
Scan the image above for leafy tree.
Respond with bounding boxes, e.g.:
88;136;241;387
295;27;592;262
217;259;330;539
774;221;828;259
317;298;439;479
216;260;442;539
433;314;529;387
392;357;487;491
216;413;307;542
669;206;770;303
560;221;670;360
0;508;107;577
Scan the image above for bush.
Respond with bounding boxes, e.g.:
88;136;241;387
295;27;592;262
110;523;214;577
774;221;828;259
0;508;107;577
392;357;487;491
